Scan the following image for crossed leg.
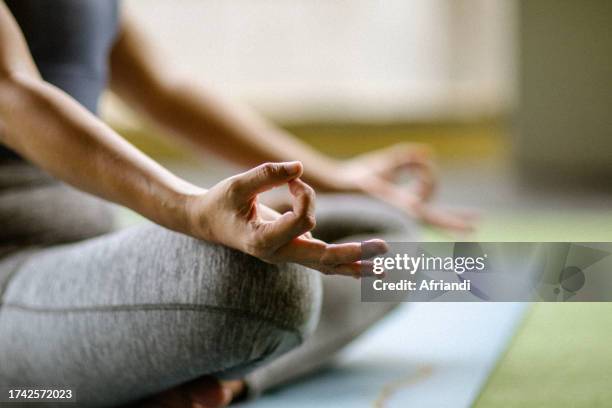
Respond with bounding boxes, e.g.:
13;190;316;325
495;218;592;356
0;169;415;407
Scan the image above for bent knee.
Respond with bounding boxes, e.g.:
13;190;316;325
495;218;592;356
122;226;321;376
198;244;322;341
314;194;418;242
151;231;322;371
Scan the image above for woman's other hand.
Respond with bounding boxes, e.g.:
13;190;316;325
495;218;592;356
187;161;387;277
335;143;476;233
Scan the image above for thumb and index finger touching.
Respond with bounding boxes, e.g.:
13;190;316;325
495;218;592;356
231;161;390;275
231;161;317;249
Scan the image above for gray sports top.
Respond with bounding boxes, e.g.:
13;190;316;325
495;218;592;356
2;0;120;159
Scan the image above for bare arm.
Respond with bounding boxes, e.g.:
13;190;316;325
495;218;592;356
0;2;201;234
108;17;473;232
0;2;382;275
109;17;343;191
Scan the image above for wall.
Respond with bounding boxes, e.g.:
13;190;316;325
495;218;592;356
120;0;514;124
516;0;612;181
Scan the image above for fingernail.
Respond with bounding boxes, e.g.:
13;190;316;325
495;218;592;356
285;161;302;175
364;239;389;255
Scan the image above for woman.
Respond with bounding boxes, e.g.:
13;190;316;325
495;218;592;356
0;1;472;407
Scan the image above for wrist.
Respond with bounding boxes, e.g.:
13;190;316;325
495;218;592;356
304;157;357;192
180;188;211;240
153;181;208;239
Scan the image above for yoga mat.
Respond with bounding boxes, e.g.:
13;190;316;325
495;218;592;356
239;302;528;408
424;211;612;242
474;303;612;407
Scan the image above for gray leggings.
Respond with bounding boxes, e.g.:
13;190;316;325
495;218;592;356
0;163;416;407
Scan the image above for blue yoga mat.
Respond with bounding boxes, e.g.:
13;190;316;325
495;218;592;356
239;302;528;408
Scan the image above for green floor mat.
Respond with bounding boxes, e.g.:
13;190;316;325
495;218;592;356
424;211;612;242
474;303;612;408
425;211;612;407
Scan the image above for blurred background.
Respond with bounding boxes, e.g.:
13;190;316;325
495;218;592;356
103;0;612;242
101;1;612;406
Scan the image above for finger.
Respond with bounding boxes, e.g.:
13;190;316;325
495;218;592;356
301;259;381;278
362;239;390;259
315;262;362;278
364;180;467;232
416;205;476;233
379;143;433;178
288;178;315;219
321;243;364;265
230;161;303;200
275;238;388;266
350;260;384;278
380;144;437;201
255;179;316;250
406;159;437;202
365;179;420;209
392;144;432;169
321;240;388;264
377;151;436;201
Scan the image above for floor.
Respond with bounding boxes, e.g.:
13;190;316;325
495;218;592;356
239;303;528;408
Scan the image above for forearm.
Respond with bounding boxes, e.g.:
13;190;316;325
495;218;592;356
0;73;204;234
109;17;344;191
127;82;343;191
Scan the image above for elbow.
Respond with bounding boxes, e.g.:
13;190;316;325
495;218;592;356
0;67;37;90
0;70;31;121
0;72;19;148
0;70;47;150
0;68;19;98
0;69;23;120
0;71;25;148
0;68;38;106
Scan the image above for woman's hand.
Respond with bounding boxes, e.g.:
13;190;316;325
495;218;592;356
186;161;387;277
334;143;476;233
